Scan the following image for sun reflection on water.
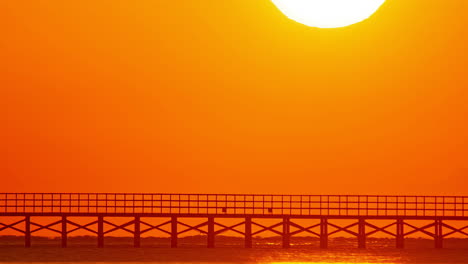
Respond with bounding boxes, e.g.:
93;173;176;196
268;263;394;264
262;261;396;264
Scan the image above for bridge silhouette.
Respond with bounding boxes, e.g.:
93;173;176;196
1;193;467;249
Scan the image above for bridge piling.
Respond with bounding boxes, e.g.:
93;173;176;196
282;217;290;249
171;216;178;248
435;219;443;249
97;216;104;248
24;216;31;248
61;216;67;248
245;217;252;248
207;217;215;248
320;218;328;249
396;219;404;249
134;216;140;248
358;218;366;249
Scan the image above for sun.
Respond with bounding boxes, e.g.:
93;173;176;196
271;0;386;28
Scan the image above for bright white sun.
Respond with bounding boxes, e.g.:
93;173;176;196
271;0;386;28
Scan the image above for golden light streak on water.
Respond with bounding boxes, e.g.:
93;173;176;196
268;262;395;264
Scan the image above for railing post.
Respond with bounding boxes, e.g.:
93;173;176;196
320;218;328;249
25;216;31;248
171;216;178;248
97;216;104;248
435;219;443;249
396;219;404;249
207;217;215;248
282;217;290;249
245;217;252;248
134;216;140;248
358;218;366;249
61;216;67;248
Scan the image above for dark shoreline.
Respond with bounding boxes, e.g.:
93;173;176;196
1;247;468;263
2;235;468;248
1;236;468;263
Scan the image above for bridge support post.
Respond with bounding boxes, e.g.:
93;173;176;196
396;219;404;249
245;217;252;248
320;218;328;249
435;219;443;249
207;217;215;248
134;216;140;248
61;216;67;248
25;216;31;248
282;217;290;249
171;216;178;248
358;219;366;249
97;216;104;248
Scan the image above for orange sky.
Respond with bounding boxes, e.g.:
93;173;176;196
3;0;468;195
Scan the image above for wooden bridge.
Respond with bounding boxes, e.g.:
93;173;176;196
1;193;468;249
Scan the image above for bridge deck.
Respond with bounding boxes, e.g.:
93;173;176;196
1;193;468;249
1;193;467;218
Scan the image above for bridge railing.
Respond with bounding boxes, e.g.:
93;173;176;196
1;193;467;217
